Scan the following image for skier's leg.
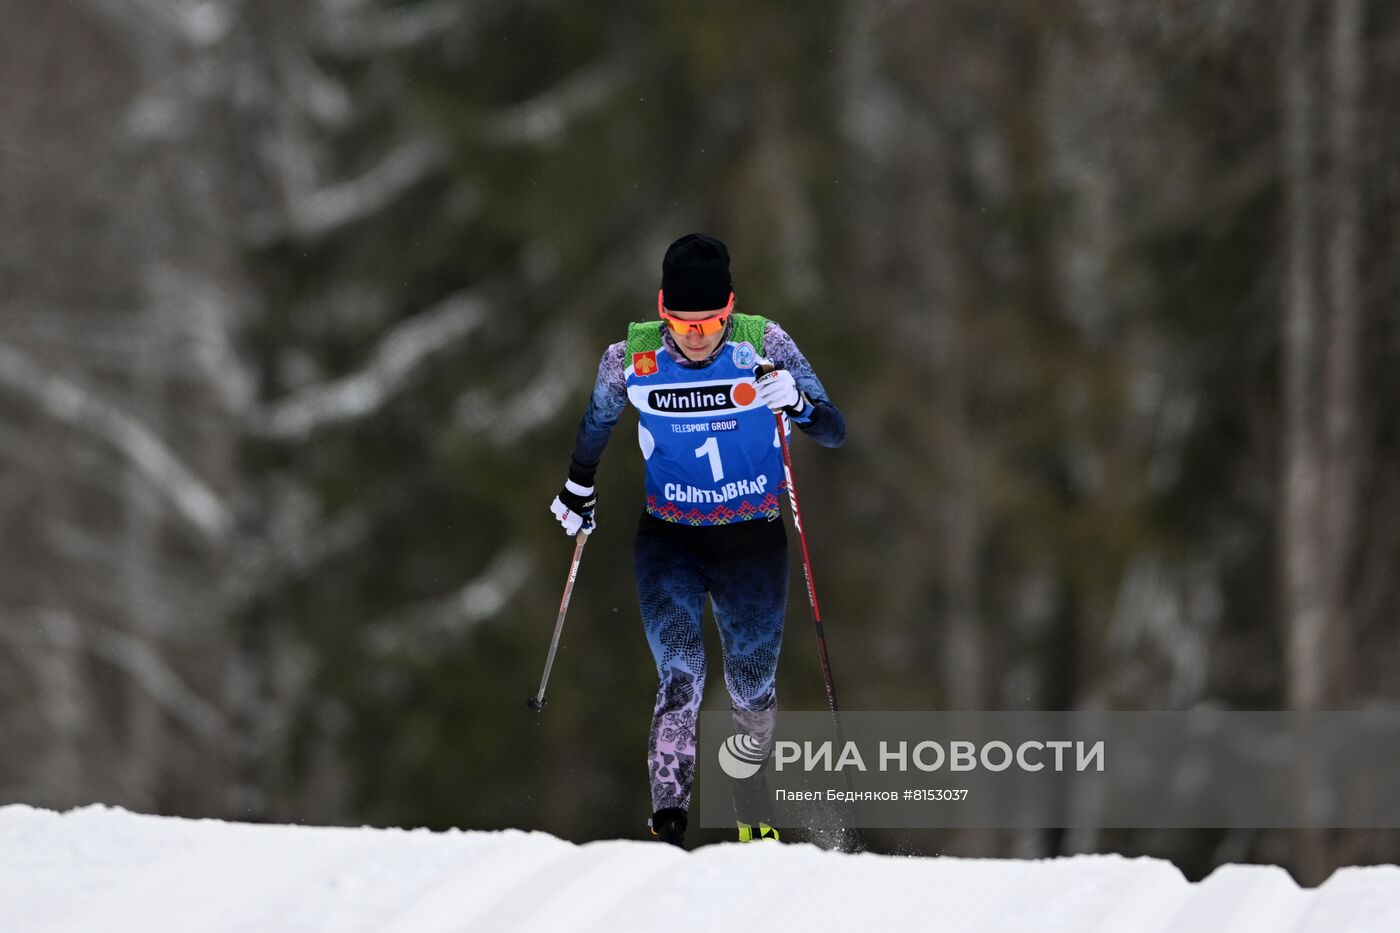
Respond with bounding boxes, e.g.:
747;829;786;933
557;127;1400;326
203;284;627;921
635;522;708;816
712;518;788;728
710;518;788;827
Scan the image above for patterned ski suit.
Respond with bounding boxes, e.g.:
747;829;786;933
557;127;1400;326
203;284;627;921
567;313;845;814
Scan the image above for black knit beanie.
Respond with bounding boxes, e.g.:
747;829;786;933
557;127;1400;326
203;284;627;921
661;233;732;311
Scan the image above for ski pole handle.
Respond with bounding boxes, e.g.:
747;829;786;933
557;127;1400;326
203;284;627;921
527;530;589;712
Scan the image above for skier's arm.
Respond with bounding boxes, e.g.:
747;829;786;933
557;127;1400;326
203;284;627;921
550;343;626;535
763;321;846;448
567;341;628;487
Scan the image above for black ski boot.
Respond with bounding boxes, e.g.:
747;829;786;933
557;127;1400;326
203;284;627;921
649;807;687;848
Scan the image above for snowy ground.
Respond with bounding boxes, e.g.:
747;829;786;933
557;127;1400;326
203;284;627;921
2;806;1399;932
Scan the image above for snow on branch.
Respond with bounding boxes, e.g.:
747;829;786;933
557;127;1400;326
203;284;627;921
223;482;374;607
77;0;233;70
481;58;635;147
363;546;533;657
455;327;586;446
277;44;353;130
0;342;232;543
245;138;448;245
0;609;87;740
252;291;486;440
453;243;643;443
315;0;468;57
3;608;229;744
76;0;184;67
85;624;230;741
156;271;258;417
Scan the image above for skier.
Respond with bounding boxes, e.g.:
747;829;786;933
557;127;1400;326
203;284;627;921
550;233;846;847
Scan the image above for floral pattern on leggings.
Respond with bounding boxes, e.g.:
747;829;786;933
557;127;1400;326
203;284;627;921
636;518;788;813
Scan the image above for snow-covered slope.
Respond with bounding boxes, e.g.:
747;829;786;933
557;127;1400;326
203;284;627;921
1;805;1398;933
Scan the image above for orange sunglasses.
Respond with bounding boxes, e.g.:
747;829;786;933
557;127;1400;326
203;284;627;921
658;290;734;336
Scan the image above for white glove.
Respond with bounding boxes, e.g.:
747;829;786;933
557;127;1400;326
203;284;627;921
755;366;803;413
550;479;596;536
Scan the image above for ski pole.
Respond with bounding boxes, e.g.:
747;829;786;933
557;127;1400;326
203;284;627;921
759;365;863;850
527;530;589;712
757;365;843;717
774;412;845;717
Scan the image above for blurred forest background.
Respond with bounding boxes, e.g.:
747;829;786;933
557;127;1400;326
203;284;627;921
2;0;1398;885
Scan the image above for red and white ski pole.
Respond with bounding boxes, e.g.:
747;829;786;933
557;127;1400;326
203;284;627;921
774;412;843;717
759;365;863;850
527;530;589;712
757;363;844;717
